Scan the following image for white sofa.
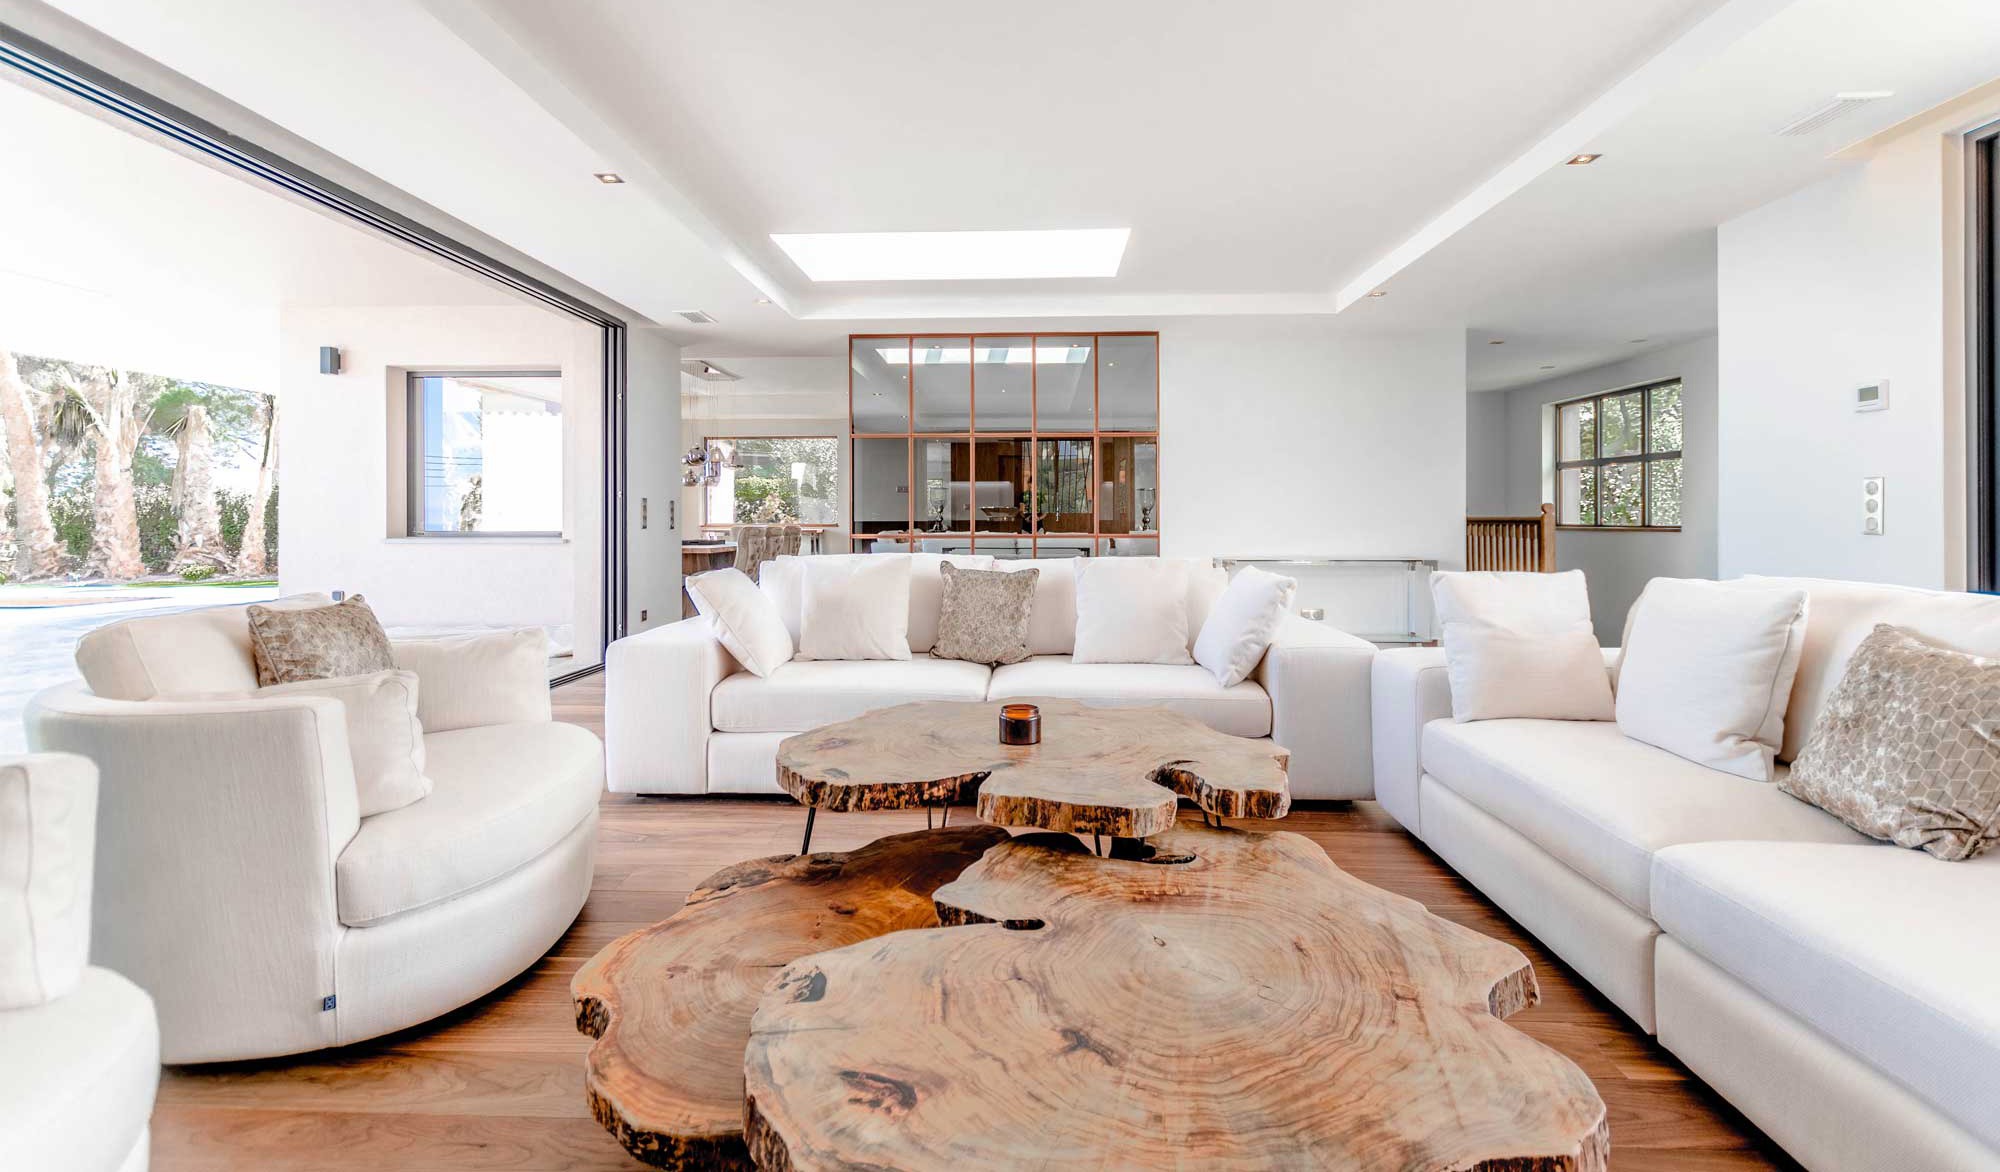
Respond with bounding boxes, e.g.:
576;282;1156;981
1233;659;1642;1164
1372;576;2000;1172
1;752;159;1172
24;598;603;1063
608;554;1379;798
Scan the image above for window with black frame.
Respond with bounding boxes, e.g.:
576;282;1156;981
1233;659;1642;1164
1552;379;1684;529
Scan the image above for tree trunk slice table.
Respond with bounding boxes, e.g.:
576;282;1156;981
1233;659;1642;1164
744;822;1608;1172
572;825;1010;1170
776;699;1290;849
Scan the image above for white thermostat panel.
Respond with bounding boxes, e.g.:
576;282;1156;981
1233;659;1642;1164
1855;381;1889;412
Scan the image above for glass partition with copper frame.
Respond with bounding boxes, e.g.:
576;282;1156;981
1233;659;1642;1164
848;332;1159;556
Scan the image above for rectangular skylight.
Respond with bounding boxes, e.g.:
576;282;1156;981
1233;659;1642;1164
770;229;1129;282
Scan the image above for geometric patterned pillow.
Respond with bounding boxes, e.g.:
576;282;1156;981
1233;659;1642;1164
1781;623;2000;861
931;563;1037;667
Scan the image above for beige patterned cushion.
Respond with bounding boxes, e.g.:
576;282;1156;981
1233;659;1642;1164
931;563;1037;667
246;594;395;686
1782;624;2000;861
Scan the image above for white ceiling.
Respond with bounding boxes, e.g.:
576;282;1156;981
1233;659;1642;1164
0;71;520;389
25;0;2000;388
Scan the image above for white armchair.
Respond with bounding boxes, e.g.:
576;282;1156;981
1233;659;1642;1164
25;604;603;1063
0;752;159;1172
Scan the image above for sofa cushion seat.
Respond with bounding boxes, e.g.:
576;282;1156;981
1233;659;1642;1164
986;656;1272;739
336;721;602;928
1420;719;1867;915
0;966;158;1172
1652;840;2000;1150
710;658;993;733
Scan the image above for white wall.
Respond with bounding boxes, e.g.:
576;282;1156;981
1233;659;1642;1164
279;303;605;662
1480;335;1720;642
1159;319;1467;569
1716;95;1992;589
1466;388;1510;512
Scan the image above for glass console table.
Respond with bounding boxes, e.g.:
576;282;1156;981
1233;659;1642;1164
1214;557;1438;645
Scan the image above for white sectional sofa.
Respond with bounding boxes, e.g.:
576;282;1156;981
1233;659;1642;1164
1373;576;2000;1172
607;554;1379;798
25;599;603;1063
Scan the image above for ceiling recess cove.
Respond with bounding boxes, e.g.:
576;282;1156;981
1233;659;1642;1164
1776;91;1893;136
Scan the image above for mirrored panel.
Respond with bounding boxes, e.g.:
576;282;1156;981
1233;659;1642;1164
1035;335;1094;431
852;337;909;432
852;437;909;534
911;336;971;431
972;438;1033;532
1100;537;1159;557
973;336;1032;431
916;437;972;534
1098;335;1158;430
1035;538;1092;558
1095;437;1157;533
1036;438;1094;533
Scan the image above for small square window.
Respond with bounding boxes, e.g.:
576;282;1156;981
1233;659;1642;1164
408;372;562;536
1552;379;1683;531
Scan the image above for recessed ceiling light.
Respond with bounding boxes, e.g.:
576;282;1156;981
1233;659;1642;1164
1367;289;1388;298
1488;339;1506;345
593;172;625;184
1565;153;1601;166
770;228;1129;282
1628;337;1649;344
1540;364;1557;370
754;297;772;305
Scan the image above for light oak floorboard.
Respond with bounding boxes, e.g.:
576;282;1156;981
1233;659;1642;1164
150;676;1802;1171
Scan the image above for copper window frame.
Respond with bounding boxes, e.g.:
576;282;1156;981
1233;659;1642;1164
848;332;1161;556
1551;378;1685;532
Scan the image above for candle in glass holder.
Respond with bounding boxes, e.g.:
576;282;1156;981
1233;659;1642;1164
998;703;1041;746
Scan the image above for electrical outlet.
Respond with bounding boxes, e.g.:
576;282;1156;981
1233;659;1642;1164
639;608;648;623
1862;477;1885;535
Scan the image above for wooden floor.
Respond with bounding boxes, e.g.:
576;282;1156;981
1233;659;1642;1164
151;676;1801;1170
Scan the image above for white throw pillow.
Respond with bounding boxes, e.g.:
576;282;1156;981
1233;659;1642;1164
992;559;1080;655
1615;577;1809;780
760;553;993;654
0;753;96;1008
191;670;431;817
1431;570;1614;722
799;557;913;661
1194;566;1297;686
390;628;551;732
1072;557;1193;665
687;568;795;677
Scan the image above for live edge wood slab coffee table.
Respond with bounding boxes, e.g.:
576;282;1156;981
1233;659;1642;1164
574;701;1608;1172
776;698;1293;854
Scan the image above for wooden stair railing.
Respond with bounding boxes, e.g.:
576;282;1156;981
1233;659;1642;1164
1466;503;1556;572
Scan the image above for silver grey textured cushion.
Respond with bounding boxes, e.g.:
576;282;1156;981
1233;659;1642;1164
246;594;396;686
1782;623;2000;861
930;563;1037;667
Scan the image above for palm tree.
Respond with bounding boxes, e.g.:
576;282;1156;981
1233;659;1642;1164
149;385;235;572
0;349;61;580
237;394;276;575
35;364;155;580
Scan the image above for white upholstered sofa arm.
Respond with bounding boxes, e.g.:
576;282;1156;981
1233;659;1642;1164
605;617;738;795
1254;614;1378;800
24;684;359;1060
1369;647;1452;836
